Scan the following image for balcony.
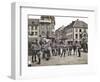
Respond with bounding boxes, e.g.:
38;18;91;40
39;19;51;24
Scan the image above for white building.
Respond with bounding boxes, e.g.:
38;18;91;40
65;19;88;44
55;19;88;45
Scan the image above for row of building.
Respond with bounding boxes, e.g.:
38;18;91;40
55;19;88;45
28;16;88;45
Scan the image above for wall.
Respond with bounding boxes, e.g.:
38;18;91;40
0;0;100;81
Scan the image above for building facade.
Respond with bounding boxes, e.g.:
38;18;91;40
55;19;88;45
28;19;40;42
39;16;55;38
55;25;65;40
28;16;55;43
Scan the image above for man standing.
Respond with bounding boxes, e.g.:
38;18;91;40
32;40;41;64
77;43;81;57
73;42;77;56
68;44;72;56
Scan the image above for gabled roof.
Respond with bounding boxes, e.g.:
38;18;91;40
64;19;88;29
73;19;88;28
55;25;65;32
64;21;75;29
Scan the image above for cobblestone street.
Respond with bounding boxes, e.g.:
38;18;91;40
28;52;88;66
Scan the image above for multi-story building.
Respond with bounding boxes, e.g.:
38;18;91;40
28;16;55;42
55;19;88;45
39;16;55;38
55;25;65;40
28;19;40;42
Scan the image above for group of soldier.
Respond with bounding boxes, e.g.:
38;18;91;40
29;38;82;65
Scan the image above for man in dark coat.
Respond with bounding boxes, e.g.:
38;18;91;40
77;44;81;57
31;41;41;64
68;44;72;56
42;42;51;60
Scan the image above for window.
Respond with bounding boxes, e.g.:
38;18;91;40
75;41;77;43
67;29;72;33
29;31;34;36
35;32;38;35
79;29;81;32
80;34;82;39
32;21;34;24
75;34;78;39
32;32;34;35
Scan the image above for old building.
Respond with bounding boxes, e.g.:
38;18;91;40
39;16;55;38
28;19;40;42
55;19;88;45
28;16;55;43
55;25;65;40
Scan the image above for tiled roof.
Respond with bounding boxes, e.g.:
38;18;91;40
56;25;65;32
64;19;87;29
73;19;88;28
64;21;75;29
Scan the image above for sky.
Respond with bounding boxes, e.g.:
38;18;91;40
54;17;88;30
29;15;88;31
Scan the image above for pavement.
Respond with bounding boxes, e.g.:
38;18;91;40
28;52;88;66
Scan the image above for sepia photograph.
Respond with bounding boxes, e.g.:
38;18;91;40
28;15;88;67
11;2;96;79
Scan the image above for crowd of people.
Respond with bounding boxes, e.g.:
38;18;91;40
28;38;83;66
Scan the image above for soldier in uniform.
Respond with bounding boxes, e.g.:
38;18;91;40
55;44;60;56
77;43;81;57
62;45;66;57
73;42;77;56
51;41;56;56
42;41;51;60
68;44;72;56
60;42;66;57
31;40;41;64
57;44;61;56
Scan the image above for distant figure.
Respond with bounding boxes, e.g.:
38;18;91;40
61;45;66;57
51;41;56;56
58;45;61;56
77;43;81;57
41;40;51;60
31;41;41;64
73;43;77;56
68;44;72;56
56;44;60;56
